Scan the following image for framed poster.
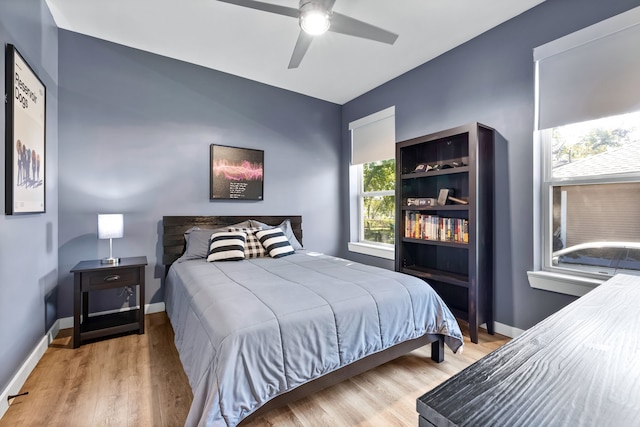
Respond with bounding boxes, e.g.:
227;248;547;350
5;44;46;214
210;144;264;200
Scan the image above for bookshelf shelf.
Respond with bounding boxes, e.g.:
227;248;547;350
402;238;468;248
400;266;469;288
401;205;470;212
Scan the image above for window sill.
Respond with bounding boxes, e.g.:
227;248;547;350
527;270;605;297
348;242;395;260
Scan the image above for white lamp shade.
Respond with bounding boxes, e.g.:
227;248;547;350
98;214;124;240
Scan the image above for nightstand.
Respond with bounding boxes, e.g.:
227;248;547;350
70;256;147;348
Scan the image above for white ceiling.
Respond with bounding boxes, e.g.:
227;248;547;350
45;0;545;105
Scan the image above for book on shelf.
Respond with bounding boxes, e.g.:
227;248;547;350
405;211;468;243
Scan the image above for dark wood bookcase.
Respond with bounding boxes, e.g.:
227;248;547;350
395;122;494;343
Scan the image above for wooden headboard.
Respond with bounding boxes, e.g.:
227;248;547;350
162;216;303;268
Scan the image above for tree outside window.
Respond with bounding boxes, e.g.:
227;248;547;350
361;159;395;245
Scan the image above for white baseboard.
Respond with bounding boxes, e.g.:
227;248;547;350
494;321;525;338
146;302;165;314
479;321;525;338
0;325;55;419
58;314;73;330
0;302;166;420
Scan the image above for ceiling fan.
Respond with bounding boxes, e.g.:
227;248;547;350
218;0;399;69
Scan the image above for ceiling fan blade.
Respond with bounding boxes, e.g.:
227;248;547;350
217;0;299;19
324;0;337;11
288;31;313;69
329;12;398;45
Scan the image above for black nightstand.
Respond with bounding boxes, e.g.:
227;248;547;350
70;256;147;348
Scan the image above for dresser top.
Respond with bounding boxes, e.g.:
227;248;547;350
417;273;640;426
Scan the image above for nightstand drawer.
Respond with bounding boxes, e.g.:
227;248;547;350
81;267;140;291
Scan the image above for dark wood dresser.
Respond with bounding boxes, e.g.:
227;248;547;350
417;273;640;426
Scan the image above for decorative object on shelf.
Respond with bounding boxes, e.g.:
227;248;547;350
98;213;124;264
413;161;467;174
412;163;428;173
437;188;452;206
210;144;264;201
5;44;47;215
407;197;437;207
448;196;469;205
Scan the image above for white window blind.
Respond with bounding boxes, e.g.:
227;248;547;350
534;6;640;130
350;106;395;165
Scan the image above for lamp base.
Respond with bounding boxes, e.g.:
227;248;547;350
101;257;120;265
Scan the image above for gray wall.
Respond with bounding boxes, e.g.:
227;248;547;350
57;32;342;316
340;0;640;330
0;0;58;393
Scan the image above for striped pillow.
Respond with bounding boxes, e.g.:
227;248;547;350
229;227;266;258
255;228;295;258
206;231;246;262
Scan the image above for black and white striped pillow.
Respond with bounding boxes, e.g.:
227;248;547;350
255;228;295;258
206;231;246;262
229;227;266;258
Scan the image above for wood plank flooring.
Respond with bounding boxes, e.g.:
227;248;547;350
0;313;508;427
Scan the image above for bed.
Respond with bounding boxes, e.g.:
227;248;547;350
162;216;464;427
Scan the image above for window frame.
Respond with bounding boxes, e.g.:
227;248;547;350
529;7;640;296
348;107;396;260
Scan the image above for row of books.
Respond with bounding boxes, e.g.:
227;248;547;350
404;211;469;243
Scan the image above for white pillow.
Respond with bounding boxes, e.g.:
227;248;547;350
206;231;246;262
255;228;295;258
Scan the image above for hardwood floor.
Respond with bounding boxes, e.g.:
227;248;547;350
0;313;509;427
0;313;192;427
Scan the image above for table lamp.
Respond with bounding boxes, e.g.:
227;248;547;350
98;214;123;264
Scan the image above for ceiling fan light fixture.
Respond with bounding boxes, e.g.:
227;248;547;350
299;4;330;36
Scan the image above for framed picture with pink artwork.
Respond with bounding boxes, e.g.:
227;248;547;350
210;144;264;201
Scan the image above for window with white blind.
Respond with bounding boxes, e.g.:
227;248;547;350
348;107;396;259
529;6;640;296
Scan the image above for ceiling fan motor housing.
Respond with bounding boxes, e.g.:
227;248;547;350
299;0;333;12
299;0;332;35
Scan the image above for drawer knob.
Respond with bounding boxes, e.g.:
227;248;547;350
104;275;121;282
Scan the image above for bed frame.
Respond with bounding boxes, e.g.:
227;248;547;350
162;215;304;269
161;215;445;423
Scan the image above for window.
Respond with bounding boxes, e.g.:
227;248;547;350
544;114;640;276
530;6;640;296
348;107;396;259
359;159;395;245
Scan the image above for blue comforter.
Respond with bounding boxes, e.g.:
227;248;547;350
165;251;463;426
